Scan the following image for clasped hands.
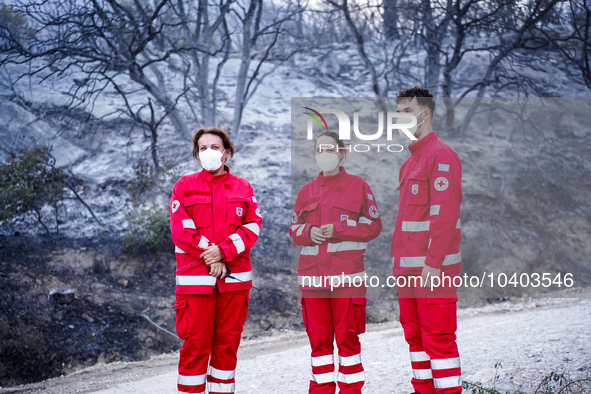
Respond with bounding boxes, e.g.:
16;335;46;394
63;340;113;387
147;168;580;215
201;245;226;279
309;224;334;244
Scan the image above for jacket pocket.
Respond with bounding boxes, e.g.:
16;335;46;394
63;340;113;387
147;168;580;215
425;298;457;335
227;195;250;226
301;201;320;226
330;200;359;223
174;297;191;340
347;297;367;334
407;170;429;206
184;194;212;228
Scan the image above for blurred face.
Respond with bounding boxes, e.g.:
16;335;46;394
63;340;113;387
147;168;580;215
198;133;229;163
315;136;344;159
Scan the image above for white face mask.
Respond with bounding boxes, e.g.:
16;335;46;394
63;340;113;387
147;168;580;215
199;148;225;171
315;152;340;173
399;109;426;137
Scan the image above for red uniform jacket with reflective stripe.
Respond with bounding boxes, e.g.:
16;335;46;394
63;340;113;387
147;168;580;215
291;168;382;290
391;132;462;277
170;166;262;294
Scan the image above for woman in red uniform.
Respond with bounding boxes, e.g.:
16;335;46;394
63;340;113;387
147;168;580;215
170;127;262;394
290;131;382;394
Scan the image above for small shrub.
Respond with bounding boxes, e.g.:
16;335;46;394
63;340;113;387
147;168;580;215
123;204;172;254
0;146;69;235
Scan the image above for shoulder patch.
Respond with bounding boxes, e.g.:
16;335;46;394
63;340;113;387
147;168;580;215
369;205;379;218
256;208;262;218
171;200;180;213
434;177;449;191
437;164;449;172
291;211;298;223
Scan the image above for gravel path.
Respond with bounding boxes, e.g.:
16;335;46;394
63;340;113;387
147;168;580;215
3;298;589;393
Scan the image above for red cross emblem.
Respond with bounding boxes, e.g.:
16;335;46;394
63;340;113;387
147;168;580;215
434;177;449;191
171;200;180;213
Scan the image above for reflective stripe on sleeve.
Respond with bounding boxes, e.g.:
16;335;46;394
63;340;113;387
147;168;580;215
225;271;252;283
291;224;303;232
176;275;217;286
182;219;196;229
413;368;433;380
243;222;260;236
401;221;430;232
337;371;365;384
208;366;235;380
229;233;245;254
178;373;206;385
296;224;306;236
198;236;210;250
346;219;357;227
175;246;186;254
311;354;334;367
327;241;367;253
431;357;461;370
430;205;441;215
456;219;461;229
433;375;462;388
358;217;372;225
338;353;361;366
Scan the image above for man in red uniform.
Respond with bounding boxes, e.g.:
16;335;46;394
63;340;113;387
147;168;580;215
391;86;462;394
171;128;262;394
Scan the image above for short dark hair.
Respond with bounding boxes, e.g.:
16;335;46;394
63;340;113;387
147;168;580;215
395;86;435;114
192;127;235;161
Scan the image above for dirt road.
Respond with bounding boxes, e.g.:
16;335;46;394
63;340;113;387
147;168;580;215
2;298;590;393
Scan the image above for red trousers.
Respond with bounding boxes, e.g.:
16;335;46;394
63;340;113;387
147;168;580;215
174;288;249;394
301;288;366;394
398;283;462;394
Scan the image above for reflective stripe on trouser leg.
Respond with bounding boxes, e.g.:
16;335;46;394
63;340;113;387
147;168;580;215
332;294;365;394
207;289;249;394
301;291;337;394
398;288;435;394
177;294;216;394
420;297;461;394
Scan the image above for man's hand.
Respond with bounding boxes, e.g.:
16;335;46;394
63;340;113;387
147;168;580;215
309;226;327;244
209;262;227;279
421;265;441;288
201;245;223;265
320;224;334;239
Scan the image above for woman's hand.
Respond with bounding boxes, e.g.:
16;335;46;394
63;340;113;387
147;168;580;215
320;224;334;238
309;226;327;244
209;262;227;279
201;245;223;265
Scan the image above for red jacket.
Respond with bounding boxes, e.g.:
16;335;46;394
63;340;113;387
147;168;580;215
170;166;262;294
291;168;382;290
391;132;462;277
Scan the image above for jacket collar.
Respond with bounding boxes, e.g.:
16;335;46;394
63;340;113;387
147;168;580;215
408;131;438;155
200;165;230;183
317;166;346;185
